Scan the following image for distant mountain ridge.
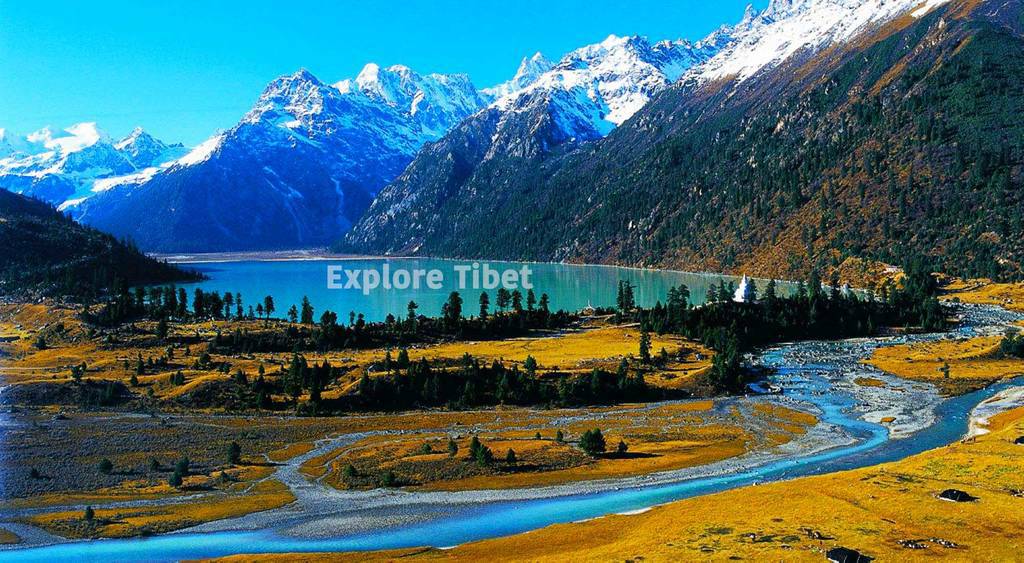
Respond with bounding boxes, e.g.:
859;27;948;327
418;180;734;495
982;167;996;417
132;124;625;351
345;32;722;253
0;123;186;208
67;65;490;252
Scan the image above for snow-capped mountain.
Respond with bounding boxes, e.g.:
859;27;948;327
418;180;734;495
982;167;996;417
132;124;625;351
336;63;488;139
8;0;961;255
70;66;489;252
0;123;186;207
345;33;718;252
486;34;721;141
688;0;952;84
114;127;185;169
481;52;554;101
344;0;963;257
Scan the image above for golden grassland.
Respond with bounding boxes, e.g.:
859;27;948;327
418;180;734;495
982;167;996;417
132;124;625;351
941;278;1024;313
0;527;19;545
211;406;1024;563
829;256;905;291
23;479;294;540
864;335;1024;395
267;441;316;463
341;324;711;384
3;462;277;511
2;409;533;511
302;402;815;492
0;303;279;392
0;304;712;403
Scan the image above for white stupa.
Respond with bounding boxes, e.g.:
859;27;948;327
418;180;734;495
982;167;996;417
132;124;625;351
734;275;751;302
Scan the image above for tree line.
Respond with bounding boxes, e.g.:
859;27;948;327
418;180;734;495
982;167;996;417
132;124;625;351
628;260;947;393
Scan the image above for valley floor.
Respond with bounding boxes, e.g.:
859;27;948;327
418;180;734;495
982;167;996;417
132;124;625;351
1;278;1023;559
0;300;743;544
230;403;1024;562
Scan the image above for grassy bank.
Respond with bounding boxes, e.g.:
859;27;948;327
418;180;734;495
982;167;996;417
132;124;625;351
211;405;1024;562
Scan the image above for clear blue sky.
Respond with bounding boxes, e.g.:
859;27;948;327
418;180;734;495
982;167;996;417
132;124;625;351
0;0;766;146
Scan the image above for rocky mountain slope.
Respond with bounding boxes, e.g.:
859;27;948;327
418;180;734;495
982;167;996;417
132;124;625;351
346;0;1024;281
345;33;722;253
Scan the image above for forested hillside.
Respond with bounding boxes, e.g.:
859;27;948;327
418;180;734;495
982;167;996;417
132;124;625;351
346;0;1024;281
0;190;200;298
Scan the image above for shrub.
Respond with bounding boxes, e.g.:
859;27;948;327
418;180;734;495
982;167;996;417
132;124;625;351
579;429;606;457
98;458;114;475
342;464;358;479
175;456;190;477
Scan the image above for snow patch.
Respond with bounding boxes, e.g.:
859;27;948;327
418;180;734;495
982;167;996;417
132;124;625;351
174;134;224;166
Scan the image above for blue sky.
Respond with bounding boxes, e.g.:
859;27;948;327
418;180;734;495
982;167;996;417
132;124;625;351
0;0;766;146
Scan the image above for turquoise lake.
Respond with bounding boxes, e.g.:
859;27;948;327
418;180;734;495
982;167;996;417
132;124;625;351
175;258;777;322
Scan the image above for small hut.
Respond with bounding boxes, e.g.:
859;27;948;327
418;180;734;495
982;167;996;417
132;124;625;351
826;546;873;562
938;488;978;502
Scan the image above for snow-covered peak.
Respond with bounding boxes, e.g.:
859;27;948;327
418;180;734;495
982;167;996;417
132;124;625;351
483;52;554;100
521;52;553;76
115;127;160;154
113;126;186;168
690;0;952;83
347;64;484;117
114;127;149;149
334;64;487;138
492;33;716;134
0;122;186;207
245;68;332;127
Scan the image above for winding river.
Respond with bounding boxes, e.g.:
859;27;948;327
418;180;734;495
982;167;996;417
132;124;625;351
2;303;1023;561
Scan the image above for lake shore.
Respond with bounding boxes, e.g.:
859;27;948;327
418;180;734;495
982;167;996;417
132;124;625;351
151;249;388;264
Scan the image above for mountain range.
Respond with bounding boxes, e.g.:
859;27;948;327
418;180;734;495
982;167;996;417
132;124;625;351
345;0;1024;280
0;124;186;208
0;17;728;252
2;0;1021;280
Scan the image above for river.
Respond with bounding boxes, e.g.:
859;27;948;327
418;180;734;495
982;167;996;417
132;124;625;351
2;302;1021;561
